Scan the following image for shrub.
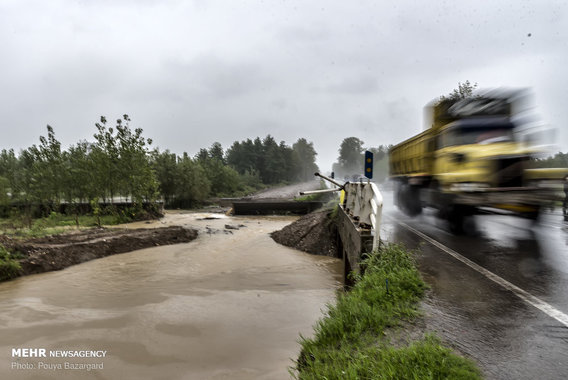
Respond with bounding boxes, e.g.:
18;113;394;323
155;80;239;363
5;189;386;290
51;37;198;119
0;244;21;281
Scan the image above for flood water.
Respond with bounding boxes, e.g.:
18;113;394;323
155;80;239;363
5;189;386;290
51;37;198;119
0;212;343;380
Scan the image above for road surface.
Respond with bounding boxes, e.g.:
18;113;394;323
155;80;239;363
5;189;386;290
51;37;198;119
380;189;568;380
249;180;321;199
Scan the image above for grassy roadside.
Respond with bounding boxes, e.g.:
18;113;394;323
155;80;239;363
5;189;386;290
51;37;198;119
294;244;481;379
0;212;133;239
0;244;21;281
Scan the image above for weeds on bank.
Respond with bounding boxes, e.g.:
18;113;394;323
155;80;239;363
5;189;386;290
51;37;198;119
0;212;132;239
294;243;481;380
0;245;21;281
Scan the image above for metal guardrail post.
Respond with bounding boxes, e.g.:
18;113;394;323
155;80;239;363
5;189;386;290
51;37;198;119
369;182;383;251
343;182;383;251
305;173;384;252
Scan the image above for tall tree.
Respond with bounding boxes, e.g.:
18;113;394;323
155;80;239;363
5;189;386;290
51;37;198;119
152;150;179;205
62;141;94;204
261;135;283;184
25;125;64;210
91;115;158;204
292;138;319;181
440;80;478;102
0;176;9;209
226;139;256;175
175;153;211;205
115;115;158;203
195;148;210;163
92;116;120;202
208;142;225;164
0;149;19;200
336;137;365;176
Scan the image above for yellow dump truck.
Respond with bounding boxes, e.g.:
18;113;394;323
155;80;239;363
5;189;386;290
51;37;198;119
389;92;567;232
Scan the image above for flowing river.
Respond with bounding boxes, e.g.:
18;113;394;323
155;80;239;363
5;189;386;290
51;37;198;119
0;212;342;380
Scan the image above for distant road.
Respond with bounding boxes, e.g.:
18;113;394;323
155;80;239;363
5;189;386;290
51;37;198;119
250;180;321;200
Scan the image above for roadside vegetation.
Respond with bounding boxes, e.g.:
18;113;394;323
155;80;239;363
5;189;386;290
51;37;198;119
294;243;481;379
0;211;134;239
531;151;568;168
0;244;21;281
0;115;320;231
0;114;322;282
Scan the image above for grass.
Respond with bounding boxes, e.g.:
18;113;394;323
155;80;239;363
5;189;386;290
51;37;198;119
0;244;21;281
294;243;482;380
0;212;131;239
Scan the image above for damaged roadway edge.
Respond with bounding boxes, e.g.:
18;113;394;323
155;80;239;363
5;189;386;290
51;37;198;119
1;226;198;279
270;209;339;258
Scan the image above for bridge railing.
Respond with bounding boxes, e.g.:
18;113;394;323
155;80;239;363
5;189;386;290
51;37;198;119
342;181;383;251
301;173;384;252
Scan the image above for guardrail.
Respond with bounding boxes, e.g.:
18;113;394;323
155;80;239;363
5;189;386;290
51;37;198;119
342;181;383;251
301;173;383;252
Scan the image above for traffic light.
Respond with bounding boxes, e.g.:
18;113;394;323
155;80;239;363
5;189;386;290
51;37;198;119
364;151;373;179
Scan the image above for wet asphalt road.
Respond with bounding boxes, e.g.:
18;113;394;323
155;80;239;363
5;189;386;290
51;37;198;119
379;190;568;380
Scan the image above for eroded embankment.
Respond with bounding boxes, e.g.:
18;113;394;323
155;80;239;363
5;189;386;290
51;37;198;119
270;209;339;257
1;226;198;279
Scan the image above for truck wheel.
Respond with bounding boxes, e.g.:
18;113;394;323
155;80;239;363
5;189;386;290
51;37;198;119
428;180;441;209
410;185;423;215
447;205;473;234
525;207;540;224
397;184;409;213
448;210;465;234
394;181;402;207
400;184;422;216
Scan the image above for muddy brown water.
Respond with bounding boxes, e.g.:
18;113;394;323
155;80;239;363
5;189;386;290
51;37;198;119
0;212;342;380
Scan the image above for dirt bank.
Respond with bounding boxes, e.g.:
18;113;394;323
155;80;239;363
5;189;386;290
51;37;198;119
271;209;339;257
1;226;198;279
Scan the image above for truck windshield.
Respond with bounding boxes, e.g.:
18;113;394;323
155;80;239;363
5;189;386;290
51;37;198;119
444;127;515;146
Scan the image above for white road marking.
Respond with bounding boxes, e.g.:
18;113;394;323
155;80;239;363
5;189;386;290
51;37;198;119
392;218;568;328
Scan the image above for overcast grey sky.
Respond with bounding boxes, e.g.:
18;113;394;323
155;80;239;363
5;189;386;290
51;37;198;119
1;0;567;170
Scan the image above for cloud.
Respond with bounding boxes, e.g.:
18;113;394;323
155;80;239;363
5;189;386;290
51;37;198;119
320;75;379;95
0;0;567;170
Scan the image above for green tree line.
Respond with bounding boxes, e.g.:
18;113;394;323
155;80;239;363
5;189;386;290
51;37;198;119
331;137;391;182
0;116;320;217
531;152;568;169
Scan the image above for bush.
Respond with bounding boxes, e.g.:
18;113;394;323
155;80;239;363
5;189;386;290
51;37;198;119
0;245;21;281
